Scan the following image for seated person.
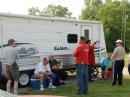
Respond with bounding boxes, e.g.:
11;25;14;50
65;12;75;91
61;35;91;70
34;57;56;91
48;55;67;86
101;54;111;79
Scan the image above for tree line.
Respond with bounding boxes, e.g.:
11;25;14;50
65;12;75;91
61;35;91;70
81;0;130;52
28;5;71;17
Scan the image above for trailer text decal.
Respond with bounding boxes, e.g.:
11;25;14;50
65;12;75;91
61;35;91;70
54;46;69;51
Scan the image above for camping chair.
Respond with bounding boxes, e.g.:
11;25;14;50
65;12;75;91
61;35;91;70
91;64;100;78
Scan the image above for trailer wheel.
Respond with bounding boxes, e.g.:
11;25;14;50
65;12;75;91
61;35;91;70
19;73;30;87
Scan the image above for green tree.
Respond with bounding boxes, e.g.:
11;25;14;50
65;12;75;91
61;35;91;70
28;7;40;16
80;0;103;20
42;5;72;17
28;5;72;17
96;1;123;51
124;1;130;51
81;0;130;52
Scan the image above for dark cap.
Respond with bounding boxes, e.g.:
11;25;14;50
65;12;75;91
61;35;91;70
8;39;16;45
85;40;91;44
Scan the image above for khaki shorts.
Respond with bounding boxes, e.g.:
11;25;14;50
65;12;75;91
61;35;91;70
34;73;49;79
6;65;19;81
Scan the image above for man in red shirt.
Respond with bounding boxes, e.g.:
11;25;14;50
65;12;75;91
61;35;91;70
85;40;95;82
73;36;89;95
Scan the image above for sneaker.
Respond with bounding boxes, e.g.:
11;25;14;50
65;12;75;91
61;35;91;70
89;79;94;82
83;91;88;95
60;82;66;85
48;85;56;89
40;88;45;91
76;92;82;95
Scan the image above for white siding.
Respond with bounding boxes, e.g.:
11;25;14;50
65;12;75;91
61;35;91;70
1;17;80;56
0;16;81;70
0;14;106;71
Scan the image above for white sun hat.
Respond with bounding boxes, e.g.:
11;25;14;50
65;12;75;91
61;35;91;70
115;39;123;43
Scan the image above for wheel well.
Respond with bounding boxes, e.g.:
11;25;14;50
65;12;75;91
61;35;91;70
19;69;34;88
20;69;34;75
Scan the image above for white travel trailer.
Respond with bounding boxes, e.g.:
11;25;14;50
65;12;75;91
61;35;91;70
0;13;106;87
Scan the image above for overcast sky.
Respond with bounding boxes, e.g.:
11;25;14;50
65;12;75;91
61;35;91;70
0;0;84;18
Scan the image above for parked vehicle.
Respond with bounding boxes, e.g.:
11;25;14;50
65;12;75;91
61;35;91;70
0;13;106;87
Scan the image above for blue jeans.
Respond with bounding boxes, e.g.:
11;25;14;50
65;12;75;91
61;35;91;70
49;73;57;80
76;64;88;94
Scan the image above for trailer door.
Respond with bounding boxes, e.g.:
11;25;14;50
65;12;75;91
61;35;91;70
81;25;101;64
81;25;93;41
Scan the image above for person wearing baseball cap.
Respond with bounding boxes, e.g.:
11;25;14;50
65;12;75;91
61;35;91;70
5;39;19;95
115;39;123;44
111;39;125;86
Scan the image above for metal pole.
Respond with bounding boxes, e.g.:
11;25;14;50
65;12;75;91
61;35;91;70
90;0;93;6
124;0;126;48
112;61;115;83
122;0;127;48
99;24;101;64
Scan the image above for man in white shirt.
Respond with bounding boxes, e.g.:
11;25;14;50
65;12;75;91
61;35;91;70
34;57;56;91
111;39;125;86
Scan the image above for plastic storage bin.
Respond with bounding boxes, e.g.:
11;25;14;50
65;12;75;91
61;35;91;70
101;71;112;79
30;75;49;89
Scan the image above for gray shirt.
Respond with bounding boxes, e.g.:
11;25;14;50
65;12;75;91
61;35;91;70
113;46;125;61
5;46;19;65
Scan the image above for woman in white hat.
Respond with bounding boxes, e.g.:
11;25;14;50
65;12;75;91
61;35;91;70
111;39;125;86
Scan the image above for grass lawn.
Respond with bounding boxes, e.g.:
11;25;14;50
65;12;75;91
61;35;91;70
20;76;130;97
19;54;130;97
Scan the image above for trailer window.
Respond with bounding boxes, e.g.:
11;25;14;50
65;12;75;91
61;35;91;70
67;34;78;43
